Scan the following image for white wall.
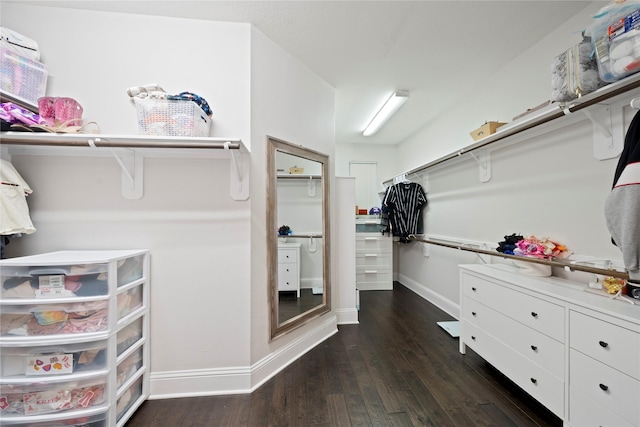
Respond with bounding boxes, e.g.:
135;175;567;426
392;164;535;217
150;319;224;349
2;3;261;398
249;28;337;387
335;142;398;195
391;1;630;318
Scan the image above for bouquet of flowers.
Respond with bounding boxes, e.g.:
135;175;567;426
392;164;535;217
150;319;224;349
513;234;568;260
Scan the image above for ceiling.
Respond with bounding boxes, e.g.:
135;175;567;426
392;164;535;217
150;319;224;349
12;1;594;145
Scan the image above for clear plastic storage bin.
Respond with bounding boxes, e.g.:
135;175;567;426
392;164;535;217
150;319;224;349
0;375;107;417
1;339;108;378
0;44;48;105
1;300;109;338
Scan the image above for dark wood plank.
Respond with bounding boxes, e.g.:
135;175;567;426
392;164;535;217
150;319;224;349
126;282;562;427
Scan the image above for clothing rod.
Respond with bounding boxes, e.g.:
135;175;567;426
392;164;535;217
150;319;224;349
278;234;323;239
410;236;629;280
383;75;640;186
382;106;565;185
0;132;242;150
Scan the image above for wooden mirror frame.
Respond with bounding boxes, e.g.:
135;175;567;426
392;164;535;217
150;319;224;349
267;136;331;340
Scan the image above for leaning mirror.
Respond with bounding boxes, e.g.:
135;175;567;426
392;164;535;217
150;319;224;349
267;136;331;340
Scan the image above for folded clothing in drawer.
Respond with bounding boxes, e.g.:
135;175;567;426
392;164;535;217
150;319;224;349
1;339;108;378
2;269;108;299
1;300;108;337
0;375;106;416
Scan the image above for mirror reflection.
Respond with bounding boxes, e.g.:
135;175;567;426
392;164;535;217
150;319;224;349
267;136;330;340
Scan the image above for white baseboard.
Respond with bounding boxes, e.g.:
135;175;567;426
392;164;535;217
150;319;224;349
335;307;359;324
397;273;460;319
149;315;338;399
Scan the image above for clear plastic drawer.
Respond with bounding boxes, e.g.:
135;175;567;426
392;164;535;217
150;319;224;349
117;284;143;320
2;410;107;426
0;375;107;417
117;345;143;389
1;300;109;338
1;339;108;378
1;263;108;299
116;317;143;357
116;375;143;422
116;255;144;288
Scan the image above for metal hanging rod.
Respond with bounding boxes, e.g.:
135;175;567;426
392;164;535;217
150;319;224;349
0;132;242;150
383;73;640;186
278;234;323;239
410;235;629;280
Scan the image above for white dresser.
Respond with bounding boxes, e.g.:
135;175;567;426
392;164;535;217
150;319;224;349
278;243;301;297
355;216;392;291
0;250;150;427
459;264;640;426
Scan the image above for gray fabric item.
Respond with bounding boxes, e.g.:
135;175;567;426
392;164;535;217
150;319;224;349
604;185;640;281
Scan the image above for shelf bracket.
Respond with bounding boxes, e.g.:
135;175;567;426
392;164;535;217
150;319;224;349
307;176;317;197
468;151;491;183
224;141;249;201
105;147;143;200
581;103;625;160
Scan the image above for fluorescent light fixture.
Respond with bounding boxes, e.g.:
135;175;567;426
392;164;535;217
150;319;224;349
362;90;409;136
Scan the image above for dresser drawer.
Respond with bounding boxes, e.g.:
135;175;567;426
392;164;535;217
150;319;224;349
278;263;299;291
356;252;392;270
570;349;640;425
462;297;564;379
462;274;564;342
278;248;299;264
356;270;392;291
462;321;564;418
355;234;392;253
570;310;640;380
569;386;635;427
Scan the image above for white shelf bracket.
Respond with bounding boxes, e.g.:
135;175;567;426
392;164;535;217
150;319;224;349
582;103;624;160
98;143;143;200
307;176;317;197
224;141;249;201
468;151;491;183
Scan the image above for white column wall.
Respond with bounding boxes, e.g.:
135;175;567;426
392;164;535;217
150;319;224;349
1;4;256;397
249;28;337;388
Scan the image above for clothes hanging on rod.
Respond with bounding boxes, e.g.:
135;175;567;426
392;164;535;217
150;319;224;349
1;159;36;258
382;181;427;242
604;108;640;299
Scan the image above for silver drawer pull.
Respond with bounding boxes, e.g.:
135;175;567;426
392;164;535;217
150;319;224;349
364;270;378;274
365;237;378;241
364;254;378;257
364;221;378;224
599;383;609;391
598;340;609;348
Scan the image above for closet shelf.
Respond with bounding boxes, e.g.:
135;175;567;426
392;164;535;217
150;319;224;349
0;132;250;201
383;72;640;185
410;235;629;280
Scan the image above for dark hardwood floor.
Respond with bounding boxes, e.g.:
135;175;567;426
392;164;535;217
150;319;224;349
125;282;562;427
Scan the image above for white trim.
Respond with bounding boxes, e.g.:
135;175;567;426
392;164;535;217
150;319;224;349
148;315;338;399
335;308;359;325
397;273;460;320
